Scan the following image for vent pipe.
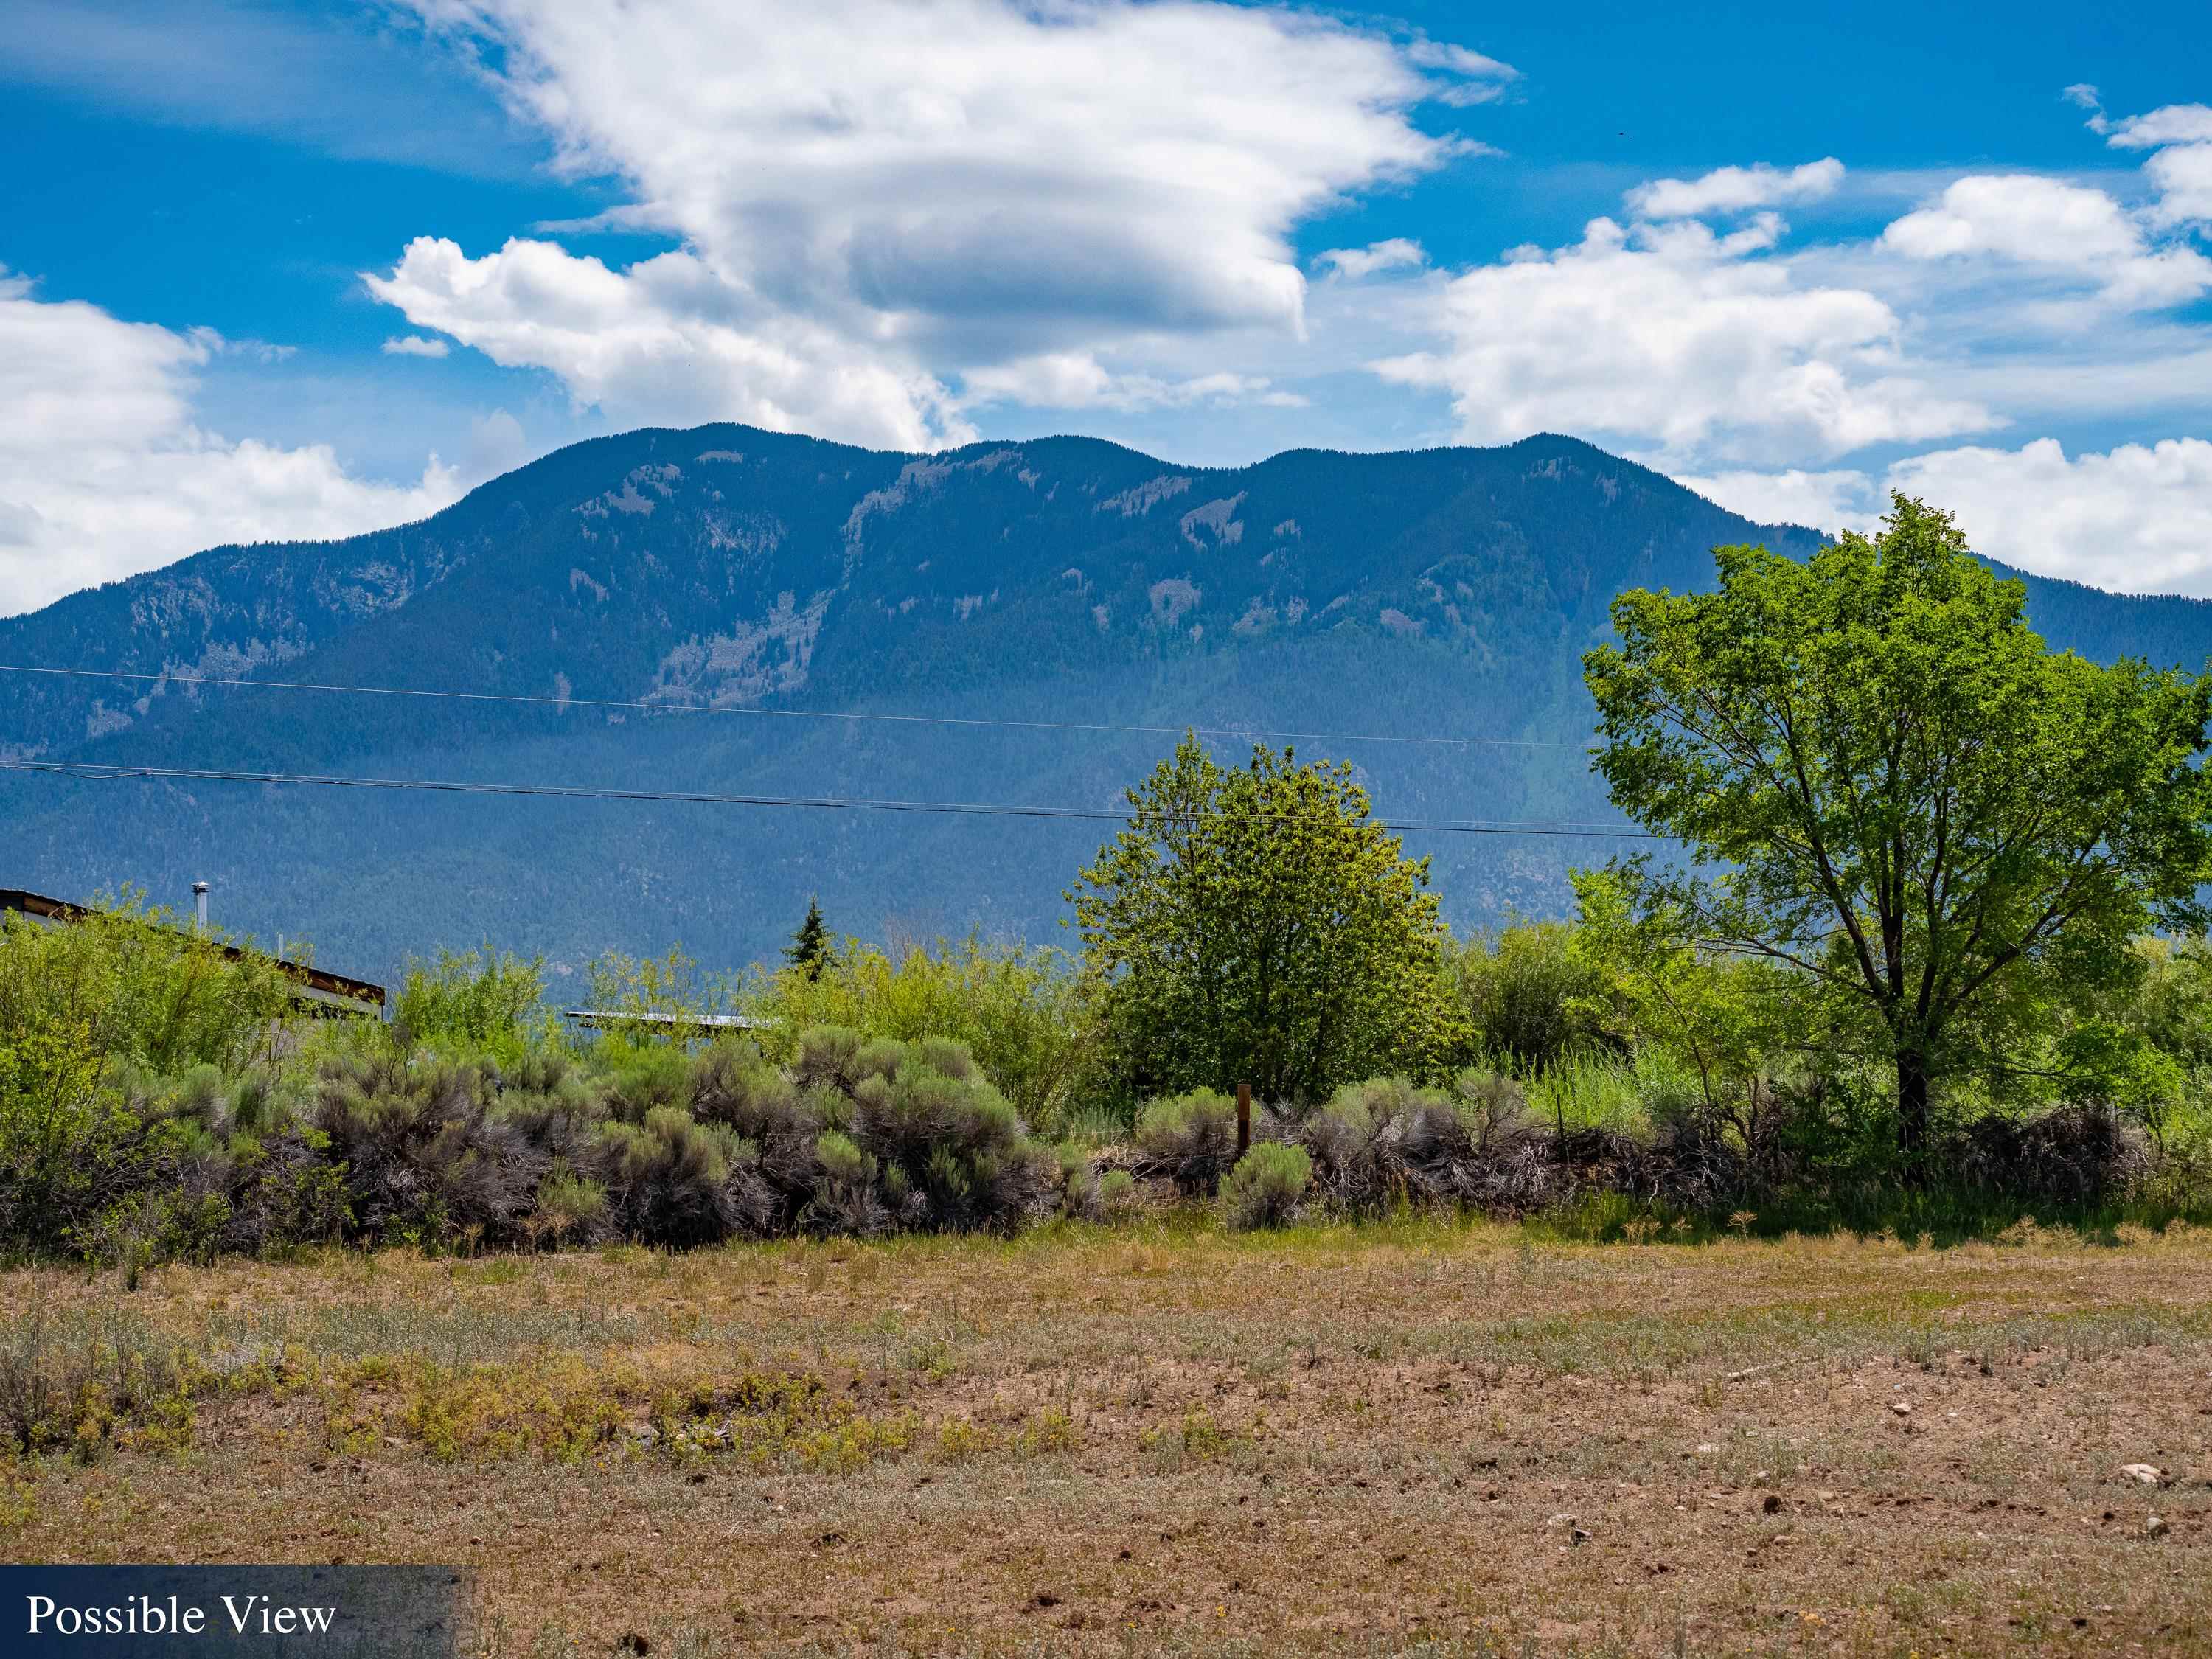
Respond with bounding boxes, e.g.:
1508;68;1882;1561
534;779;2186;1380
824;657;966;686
192;880;209;936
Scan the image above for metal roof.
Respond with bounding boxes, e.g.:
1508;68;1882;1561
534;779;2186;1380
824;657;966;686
0;887;386;1012
562;1009;765;1032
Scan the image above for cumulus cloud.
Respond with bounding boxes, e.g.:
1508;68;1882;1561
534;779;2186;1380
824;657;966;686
374;0;1506;443
1371;215;1996;464
1886;437;2212;595
366;237;975;450
1314;239;1428;280
1682;438;2212;597
1672;467;1878;534
2143;142;2212;227
1625;158;1843;220
380;333;451;358
2067;93;2212;227
0;275;460;616
2100;102;2212;150
960;352;1304;411
1878;173;2212;308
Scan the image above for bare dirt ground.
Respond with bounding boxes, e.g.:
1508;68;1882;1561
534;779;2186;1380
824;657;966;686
4;1218;2209;1655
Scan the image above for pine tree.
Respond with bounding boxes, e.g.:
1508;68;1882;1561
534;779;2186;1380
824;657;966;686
785;896;830;981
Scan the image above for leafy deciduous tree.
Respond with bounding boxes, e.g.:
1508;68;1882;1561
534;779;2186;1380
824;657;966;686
1069;737;1461;1105
1582;495;2212;1153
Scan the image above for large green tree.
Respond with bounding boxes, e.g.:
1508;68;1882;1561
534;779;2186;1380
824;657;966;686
1582;495;2212;1152
1069;737;1460;1104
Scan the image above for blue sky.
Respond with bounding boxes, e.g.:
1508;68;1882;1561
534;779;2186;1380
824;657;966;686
4;0;2211;613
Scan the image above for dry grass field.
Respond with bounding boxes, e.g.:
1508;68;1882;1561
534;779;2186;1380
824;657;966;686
4;1217;2210;1656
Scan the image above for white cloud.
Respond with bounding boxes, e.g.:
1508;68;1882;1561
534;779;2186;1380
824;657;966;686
1314;239;1428;280
464;408;529;479
1625;158;1843;220
1878;174;2212;308
1672;467;1877;533
1680;437;2212;597
381;333;451;358
961;352;1303;411
1885;437;2212;595
366;237;976;451
1402;38;1518;106
1372;215;1996;465
2101;102;2212;150
0;275;461;616
375;0;1506;445
2070;97;2212;227
2143;141;2212;226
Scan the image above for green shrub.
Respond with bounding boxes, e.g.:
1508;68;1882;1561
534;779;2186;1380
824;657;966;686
0;897;296;1082
829;1031;1056;1234
529;1169;608;1245
577;945;734;1043
744;935;1101;1131
394;948;546;1060
1222;1143;1311;1231
1055;1145;1137;1222
687;1040;825;1226
805;1127;886;1237
1133;1089;1241;1194
1446;921;1621;1073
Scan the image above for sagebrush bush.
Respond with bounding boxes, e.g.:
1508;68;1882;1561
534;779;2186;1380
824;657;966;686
8;894;2211;1261
744;934;1102;1131
313;1052;547;1248
594;1106;769;1246
1133;1088;1241;1194
1222;1143;1311;1231
807;1028;1056;1234
529;1169;608;1245
1284;1071;1562;1216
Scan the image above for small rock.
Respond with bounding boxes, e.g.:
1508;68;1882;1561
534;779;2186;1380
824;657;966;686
1570;1527;1592;1546
1696;1443;1719;1454
1547;1512;1576;1527
2120;1463;2165;1486
1891;1402;1912;1417
2148;1515;2171;1540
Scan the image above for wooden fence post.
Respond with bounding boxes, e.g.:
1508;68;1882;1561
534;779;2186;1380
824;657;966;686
1236;1082;1252;1156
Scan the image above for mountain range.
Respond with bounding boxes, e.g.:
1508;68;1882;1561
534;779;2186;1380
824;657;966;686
3;425;2208;991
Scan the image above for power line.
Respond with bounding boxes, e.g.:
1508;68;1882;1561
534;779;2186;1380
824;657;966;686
0;757;1662;839
0;663;1593;751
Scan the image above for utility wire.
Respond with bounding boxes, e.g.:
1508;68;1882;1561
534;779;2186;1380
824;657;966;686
0;663;1594;751
0;757;1661;839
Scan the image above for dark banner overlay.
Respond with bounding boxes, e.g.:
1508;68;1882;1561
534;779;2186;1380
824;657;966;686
0;1566;466;1657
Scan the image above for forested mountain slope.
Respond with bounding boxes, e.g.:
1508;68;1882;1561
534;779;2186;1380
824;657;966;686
3;426;2204;984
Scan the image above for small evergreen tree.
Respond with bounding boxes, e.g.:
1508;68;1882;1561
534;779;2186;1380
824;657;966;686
785;897;830;982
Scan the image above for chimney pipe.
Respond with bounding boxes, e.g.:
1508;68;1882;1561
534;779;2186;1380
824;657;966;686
192;880;209;936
